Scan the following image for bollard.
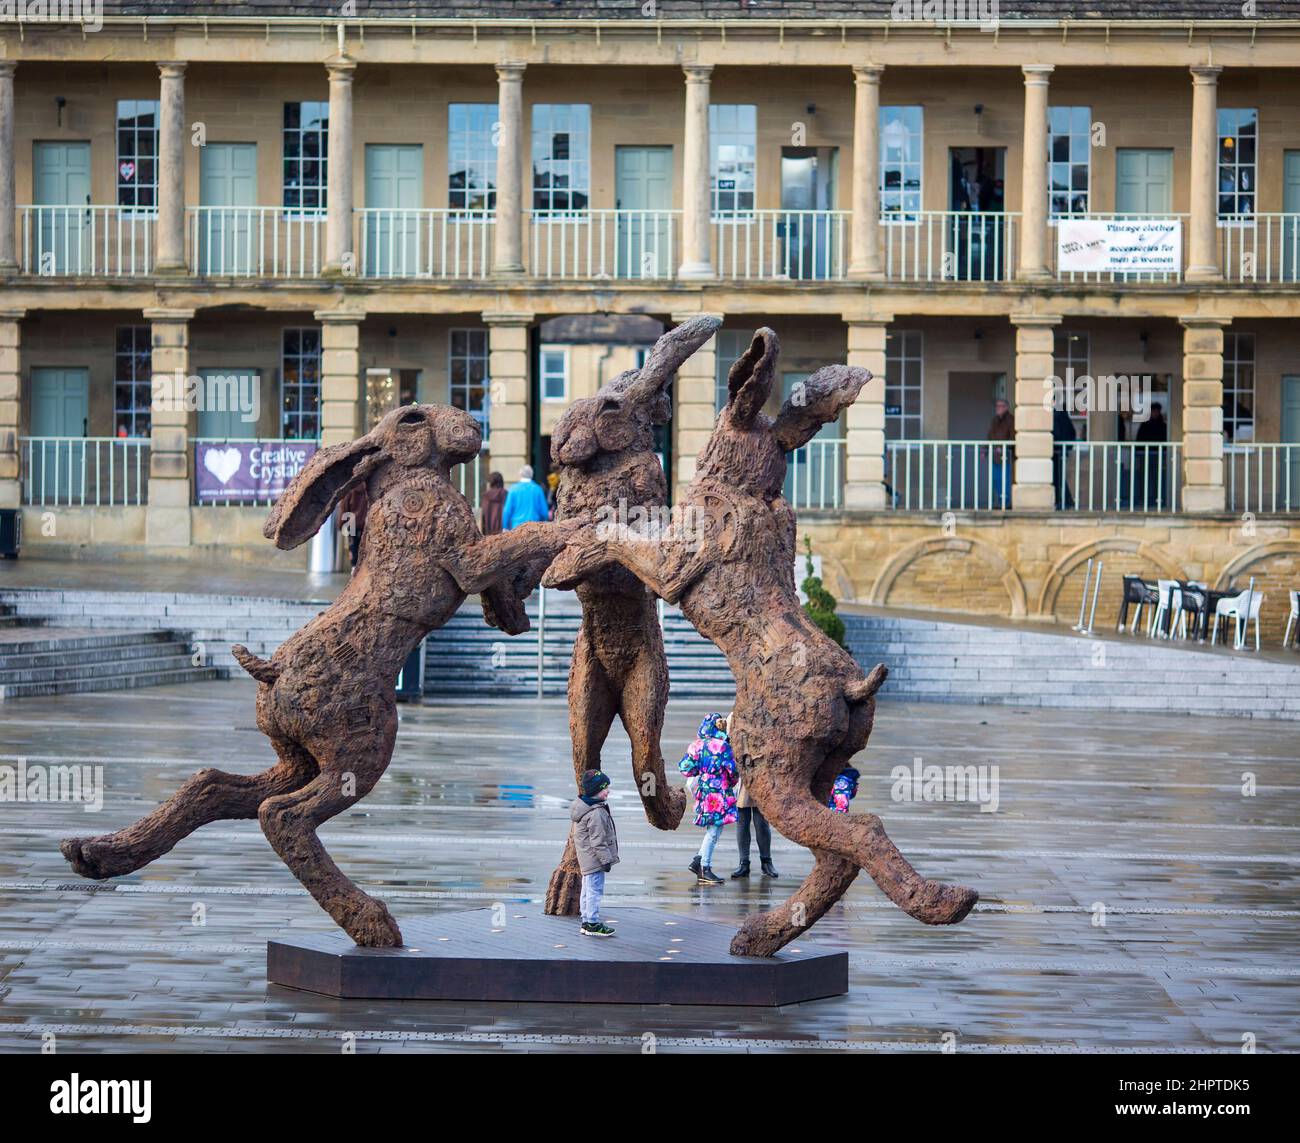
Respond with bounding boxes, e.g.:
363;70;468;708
1240;575;1256;651
1085;560;1104;636
1074;558;1093;632
536;585;546;698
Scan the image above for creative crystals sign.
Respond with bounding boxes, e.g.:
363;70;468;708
194;440;317;503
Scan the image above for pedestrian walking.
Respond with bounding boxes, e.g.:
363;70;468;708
502;464;551;530
480;471;505;535
678;712;739;886
828;768;860;813
733;768;779;879
569;769;619;938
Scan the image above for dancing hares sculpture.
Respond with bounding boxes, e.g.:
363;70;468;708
542;315;721;915
60;404;579;947
545;329;979;956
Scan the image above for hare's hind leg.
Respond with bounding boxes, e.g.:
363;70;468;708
61;737;318;880
259;717;402;947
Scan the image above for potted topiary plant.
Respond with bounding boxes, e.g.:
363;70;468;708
801;535;845;648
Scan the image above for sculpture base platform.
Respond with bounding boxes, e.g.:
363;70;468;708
267;906;847;1006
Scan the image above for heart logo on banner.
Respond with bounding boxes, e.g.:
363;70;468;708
119;161;136;182
203;446;242;485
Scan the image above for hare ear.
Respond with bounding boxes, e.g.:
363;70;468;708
626;314;722;402
263;433;384;550
774;365;873;451
727;328;779;427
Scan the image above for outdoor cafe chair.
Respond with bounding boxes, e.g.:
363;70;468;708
1285;590;1299;650
1148;579;1183;640
1175;582;1209;642
1210;588;1265;652
1118;574;1160;634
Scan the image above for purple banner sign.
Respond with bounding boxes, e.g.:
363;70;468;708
194;440;317;504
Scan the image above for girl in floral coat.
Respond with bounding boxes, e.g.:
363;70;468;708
829;768;860;813
678;711;739;886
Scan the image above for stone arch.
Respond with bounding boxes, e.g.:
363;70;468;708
1036;536;1186;621
869;535;1027;619
1213;540;1300;589
1211;540;1300;644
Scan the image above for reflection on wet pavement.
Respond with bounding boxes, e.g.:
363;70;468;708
1;679;1297;1052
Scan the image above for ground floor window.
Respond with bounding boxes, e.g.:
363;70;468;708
714;330;751;413
450;328;490;438
540;348;568;402
1223;332;1256;442
885;329;923;441
281;327;321;440
114;325;152;437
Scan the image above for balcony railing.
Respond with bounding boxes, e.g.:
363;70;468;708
188;207;323;278
1220;214;1300;284
19;206;155;277
882;211;1017;283
1056;442;1183;513
714;210;848;281
1049;213;1188;283
527;210;678;280
1226;443;1300;514
885;440;1014;511
786;438;845;510
20;436;150;507
357;208;494;279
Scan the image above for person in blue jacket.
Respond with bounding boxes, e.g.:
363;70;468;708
502;464;551;530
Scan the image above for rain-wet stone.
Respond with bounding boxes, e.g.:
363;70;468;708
266;907;848;1005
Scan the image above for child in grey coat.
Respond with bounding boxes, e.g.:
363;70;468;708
570;769;620;937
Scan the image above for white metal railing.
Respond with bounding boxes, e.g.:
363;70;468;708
1050;213;1188;283
357;209;494;279
1226;443;1300;514
885;440;1014;511
188;207;323;277
786;438;845;509
1055;442;1183;512
714;210;848;280
1220;214;1300;284
19;206;154;277
882;211;1017;283
527;210;679;280
20;436;150;507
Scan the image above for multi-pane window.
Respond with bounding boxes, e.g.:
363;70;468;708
710;104;757;215
449;103;498;212
532;104;590;213
114;326;152;437
880;106;923;221
1223;332;1255;442
283;101;329;214
116;101;159;213
714;330;752;413
1053;329;1091;439
1048;105;1091;216
885;329;923;440
281;328;321;440
540;348;569;402
1218;108;1257;217
449;329;490;437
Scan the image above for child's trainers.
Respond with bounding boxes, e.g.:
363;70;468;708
580;921;616;938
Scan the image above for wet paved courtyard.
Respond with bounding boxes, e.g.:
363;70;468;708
1;680;1297;1053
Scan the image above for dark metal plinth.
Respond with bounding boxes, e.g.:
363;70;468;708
267;906;847;1006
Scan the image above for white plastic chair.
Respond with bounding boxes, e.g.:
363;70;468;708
1211;588;1265;651
1147;579;1183;639
1285;590;1299;650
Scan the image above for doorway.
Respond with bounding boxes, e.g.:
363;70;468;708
195;369;260;440
364;144;424;276
198;143;258;274
1115;149;1174;214
1283;152;1300;281
29;367;90;500
947;147;1006;280
615;145;673;278
780;146;839;279
1284;377;1300;504
33;141;91;274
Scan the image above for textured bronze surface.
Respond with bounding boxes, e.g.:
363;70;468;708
542;317;720;915
60;404;578;947
545;328;979;955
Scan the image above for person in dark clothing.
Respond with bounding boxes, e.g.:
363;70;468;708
986;397;1015;509
480;471;505;535
1134;402;1168;509
1051;408;1077;510
339;482;369;570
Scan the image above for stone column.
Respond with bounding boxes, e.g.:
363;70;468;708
1187;65;1223;283
155;63;188;274
847;65;884;282
1017;65;1054;282
324;56;357;277
0;64;17;274
1011;313;1061;510
678;65;714;280
315;310;365;447
493;63;526;277
843;317;890;509
484;311;534;479
1180;315;1229;512
144;308;195;545
670;309;720;492
0;309;23;507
